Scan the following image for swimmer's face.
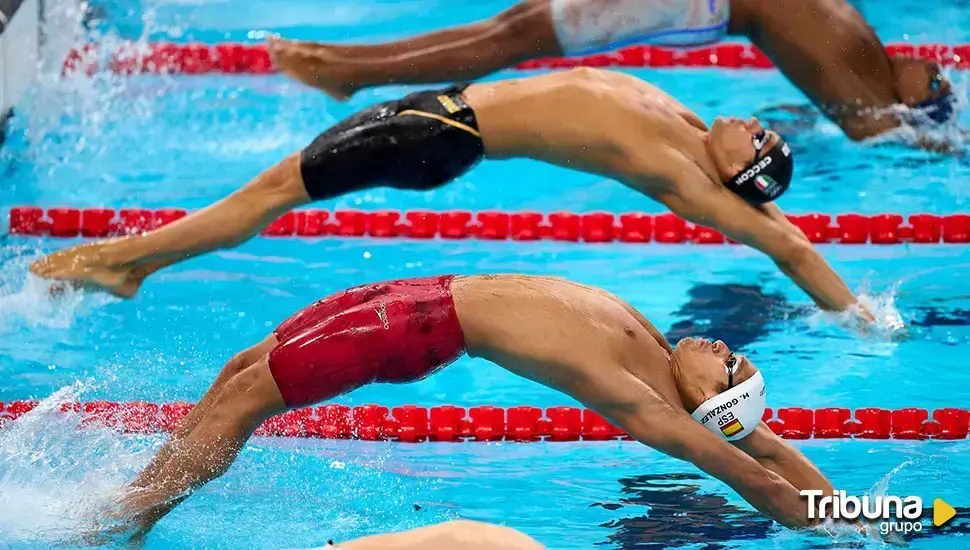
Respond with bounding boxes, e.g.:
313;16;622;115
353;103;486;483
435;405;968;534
891;57;952;107
708;117;781;183
672;337;759;410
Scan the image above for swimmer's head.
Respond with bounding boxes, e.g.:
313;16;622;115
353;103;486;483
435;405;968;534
891;57;956;124
672;337;766;441
708;117;794;205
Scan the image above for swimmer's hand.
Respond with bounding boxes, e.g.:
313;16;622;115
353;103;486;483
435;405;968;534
915;135;966;157
813;518;908;547
845;302;877;337
848;299;909;339
866;520;909;547
855;302;876;323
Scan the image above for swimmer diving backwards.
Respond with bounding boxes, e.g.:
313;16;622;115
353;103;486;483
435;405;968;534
108;274;835;539
32;69;874;322
268;0;957;142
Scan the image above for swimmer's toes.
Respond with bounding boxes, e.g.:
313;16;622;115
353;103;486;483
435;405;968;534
29;258;52;276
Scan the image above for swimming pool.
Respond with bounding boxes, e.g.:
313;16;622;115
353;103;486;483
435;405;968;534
2;0;970;548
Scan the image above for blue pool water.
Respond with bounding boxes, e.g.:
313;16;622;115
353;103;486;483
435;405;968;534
2;0;970;548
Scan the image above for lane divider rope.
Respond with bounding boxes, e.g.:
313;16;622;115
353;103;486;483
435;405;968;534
60;42;970;76
8;207;970;245
1;400;966;441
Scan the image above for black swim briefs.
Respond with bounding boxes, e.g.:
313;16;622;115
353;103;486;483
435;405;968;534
299;84;484;200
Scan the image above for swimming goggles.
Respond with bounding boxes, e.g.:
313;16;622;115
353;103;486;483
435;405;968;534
726;353;739;389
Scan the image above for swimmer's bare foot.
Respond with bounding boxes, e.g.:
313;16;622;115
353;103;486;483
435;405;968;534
267;36;359;100
29;243;146;299
55;499;139;548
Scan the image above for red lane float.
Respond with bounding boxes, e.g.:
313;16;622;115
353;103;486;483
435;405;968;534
1;400;968;441
62;42;970;76
9;207;970;245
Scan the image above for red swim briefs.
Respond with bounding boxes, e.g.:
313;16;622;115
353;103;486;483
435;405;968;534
268;275;466;408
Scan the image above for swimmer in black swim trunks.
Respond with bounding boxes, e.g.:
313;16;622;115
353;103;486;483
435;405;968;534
32;68;875;325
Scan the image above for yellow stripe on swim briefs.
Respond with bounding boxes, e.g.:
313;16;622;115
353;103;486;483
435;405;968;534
396;109;481;138
437;94;461;113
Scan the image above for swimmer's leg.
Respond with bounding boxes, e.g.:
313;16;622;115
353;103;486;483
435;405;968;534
267;0;560;100
32;94;480;298
29;154;310;298
130;335;278;489
118;356;287;537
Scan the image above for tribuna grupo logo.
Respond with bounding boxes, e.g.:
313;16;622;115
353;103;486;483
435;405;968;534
801;490;957;536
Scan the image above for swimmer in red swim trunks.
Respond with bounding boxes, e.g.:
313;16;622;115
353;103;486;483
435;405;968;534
111;274;837;539
31;69;876;325
267;0;956;143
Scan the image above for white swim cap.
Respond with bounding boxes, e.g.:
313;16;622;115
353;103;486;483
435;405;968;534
690;370;767;441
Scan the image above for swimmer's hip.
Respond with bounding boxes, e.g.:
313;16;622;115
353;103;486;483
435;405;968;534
298;85;484;201
268;276;465;407
549;0;730;54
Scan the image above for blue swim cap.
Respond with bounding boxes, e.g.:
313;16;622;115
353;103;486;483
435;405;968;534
914;91;956;124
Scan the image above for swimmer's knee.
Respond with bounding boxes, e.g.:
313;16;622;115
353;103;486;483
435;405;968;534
492;1;557;51
220;335;278;381
218;352;253;383
241;154;310;207
212;358;283;420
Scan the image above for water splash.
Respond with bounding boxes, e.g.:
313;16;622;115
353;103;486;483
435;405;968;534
0;252;119;331
810;281;907;340
866;67;970;153
0;383;154;546
802;462;913;547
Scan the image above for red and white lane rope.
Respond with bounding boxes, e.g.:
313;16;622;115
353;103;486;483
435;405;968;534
61;42;970;76
8;207;970;245
0;400;966;441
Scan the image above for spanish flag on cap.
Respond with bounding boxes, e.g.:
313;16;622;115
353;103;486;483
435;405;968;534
720;418;744;437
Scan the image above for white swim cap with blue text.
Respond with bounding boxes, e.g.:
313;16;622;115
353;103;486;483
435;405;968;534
691;370;767;441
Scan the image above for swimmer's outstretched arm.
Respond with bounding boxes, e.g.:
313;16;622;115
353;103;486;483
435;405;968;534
613;395;812;529
733;424;836;494
650;158;861;314
843;111;962;154
755;202;878;319
734;425;880;533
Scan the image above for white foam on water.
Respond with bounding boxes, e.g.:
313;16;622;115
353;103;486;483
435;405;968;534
798;461;920;547
0;254;119;331
865;68;969;152
809;281;907;340
0;383;155;546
